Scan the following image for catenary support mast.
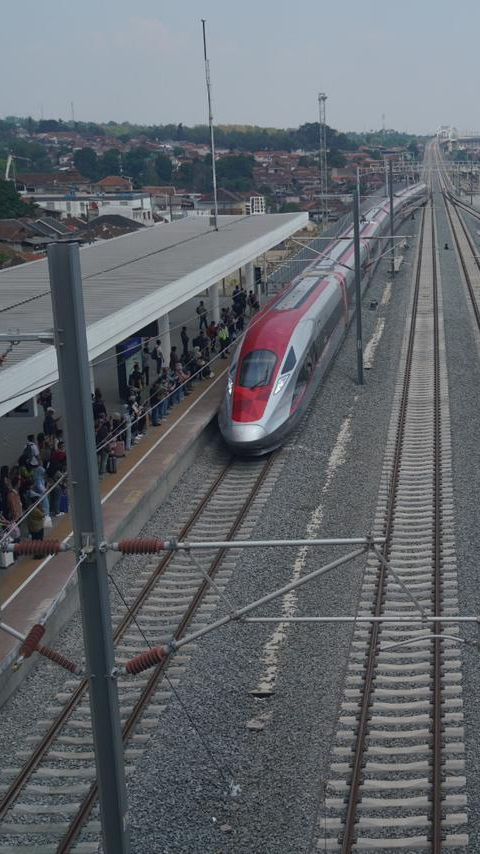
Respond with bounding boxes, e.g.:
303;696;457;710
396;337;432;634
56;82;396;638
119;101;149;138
47;243;130;854
318;92;328;226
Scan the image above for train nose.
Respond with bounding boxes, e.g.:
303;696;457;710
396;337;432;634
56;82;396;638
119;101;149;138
220;422;270;454
229;423;268;444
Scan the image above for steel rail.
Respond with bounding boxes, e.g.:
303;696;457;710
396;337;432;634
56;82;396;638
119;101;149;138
431;197;443;853
442;191;480;333
0;458;236;822
56;452;277;853
340;202;428;853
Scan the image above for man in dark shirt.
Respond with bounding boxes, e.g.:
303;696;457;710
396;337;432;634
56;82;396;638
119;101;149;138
128;362;143;400
181;327;189;358
43;407;61;438
92;389;107;421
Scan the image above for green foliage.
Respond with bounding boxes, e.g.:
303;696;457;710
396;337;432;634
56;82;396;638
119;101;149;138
0;179;38;219
328;149;346;168
73;147;98;180
216;155;254;191
280;201;302;212
346;129;425;148
154;153;172;183
175;159;211;193
99;148;122;177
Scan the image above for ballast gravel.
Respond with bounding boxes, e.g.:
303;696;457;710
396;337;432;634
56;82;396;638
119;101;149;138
124;217;426;854
6;203;480;853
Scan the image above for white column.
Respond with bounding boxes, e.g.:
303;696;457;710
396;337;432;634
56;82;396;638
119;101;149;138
210;282;220;323
89;362;95;393
157;312;171;363
244;262;254;291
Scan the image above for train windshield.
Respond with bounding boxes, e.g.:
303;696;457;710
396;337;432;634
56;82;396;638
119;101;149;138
239;350;278;389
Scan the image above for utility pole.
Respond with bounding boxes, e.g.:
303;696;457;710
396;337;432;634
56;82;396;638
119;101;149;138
389;160;395;276
353;188;364;386
47;243;130;854
201;19;219;231
384;158;388;198
318;92;328;227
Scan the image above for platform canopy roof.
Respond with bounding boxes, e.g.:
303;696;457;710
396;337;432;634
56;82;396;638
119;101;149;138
0;212;307;416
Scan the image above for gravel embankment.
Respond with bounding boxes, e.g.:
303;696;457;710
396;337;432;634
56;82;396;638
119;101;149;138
436;198;480;853
9;204;475;854
124;216;423;854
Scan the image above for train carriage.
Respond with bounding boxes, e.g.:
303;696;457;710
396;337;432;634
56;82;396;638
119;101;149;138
219;183;427;455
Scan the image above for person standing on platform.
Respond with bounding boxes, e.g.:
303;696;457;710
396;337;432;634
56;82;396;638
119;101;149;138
43;407;61;439
37;387;52;415
181;326;189;358
196;300;208;331
23;434;40;468
151;339;164;375
206;321;218;353
141;343;151;387
169;346;179;371
128;362;144;402
218;323;230;358
150;380;162;426
92;389;107;421
27;499;45;558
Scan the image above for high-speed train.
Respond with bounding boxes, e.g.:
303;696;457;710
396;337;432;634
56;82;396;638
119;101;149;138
218;182;427;455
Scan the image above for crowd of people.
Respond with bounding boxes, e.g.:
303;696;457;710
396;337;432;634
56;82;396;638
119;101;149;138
0;404;68;557
0;286;261;557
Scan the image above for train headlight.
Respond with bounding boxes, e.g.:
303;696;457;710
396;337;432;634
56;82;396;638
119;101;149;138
274;373;290;395
227;376;233;395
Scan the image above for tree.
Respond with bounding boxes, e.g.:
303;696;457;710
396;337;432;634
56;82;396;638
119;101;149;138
98;148;122;177
216;155;255;191
0;179;38;218
328;149;346;168
154;153;173;183
124;147;151;186
73;147;98;180
280;201;302;212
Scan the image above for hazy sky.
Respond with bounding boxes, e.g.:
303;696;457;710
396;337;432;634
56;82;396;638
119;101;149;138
1;0;477;134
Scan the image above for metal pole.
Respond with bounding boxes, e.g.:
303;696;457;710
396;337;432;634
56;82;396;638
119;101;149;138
47;243;130;854
352;188;364;386
174;546;367;651
389;159;395;275
384;158;388;198
201;19;219;231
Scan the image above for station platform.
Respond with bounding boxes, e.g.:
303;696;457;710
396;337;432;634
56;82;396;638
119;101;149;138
0;366;227;702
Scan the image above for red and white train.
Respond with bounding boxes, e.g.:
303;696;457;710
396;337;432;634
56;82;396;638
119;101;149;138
218;183;427;455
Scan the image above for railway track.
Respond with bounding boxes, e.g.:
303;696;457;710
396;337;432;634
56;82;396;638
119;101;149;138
0;452;283;853
440;187;480;336
320;195;468;851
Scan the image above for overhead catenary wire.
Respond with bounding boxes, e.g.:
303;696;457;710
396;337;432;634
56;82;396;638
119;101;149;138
108;571;239;793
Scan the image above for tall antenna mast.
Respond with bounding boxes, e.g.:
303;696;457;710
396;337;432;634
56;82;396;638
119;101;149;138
318;92;328;227
201;19;219;231
71;101;75;124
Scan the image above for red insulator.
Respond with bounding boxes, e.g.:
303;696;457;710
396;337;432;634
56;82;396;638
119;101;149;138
38;644;81;674
20;623;45;658
117;538;167;555
125;645;170;675
13;540;62;557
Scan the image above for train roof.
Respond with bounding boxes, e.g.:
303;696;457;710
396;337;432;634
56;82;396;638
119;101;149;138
241;182;426;357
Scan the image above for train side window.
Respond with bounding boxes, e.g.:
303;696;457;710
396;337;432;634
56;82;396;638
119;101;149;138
282;347;296;374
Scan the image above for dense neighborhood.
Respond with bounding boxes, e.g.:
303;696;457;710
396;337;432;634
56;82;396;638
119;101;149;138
0;116;423;268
